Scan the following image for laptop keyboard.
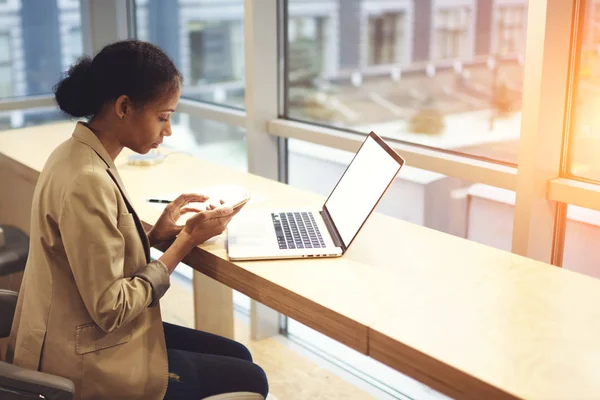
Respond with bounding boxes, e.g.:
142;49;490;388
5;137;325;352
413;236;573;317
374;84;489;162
271;212;326;250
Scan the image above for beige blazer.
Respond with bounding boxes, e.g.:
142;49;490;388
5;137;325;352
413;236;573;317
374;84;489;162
7;122;171;400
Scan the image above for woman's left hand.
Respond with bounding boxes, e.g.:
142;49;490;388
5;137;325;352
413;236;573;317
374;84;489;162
148;193;209;244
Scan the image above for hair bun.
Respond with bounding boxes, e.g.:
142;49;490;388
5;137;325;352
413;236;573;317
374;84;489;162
54;56;96;118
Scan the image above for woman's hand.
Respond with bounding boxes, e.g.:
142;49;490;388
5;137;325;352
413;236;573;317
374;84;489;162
179;205;243;247
148;193;208;245
159;200;246;273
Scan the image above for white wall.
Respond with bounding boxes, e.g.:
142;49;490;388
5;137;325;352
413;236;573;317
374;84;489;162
466;184;514;251
563;218;600;278
467;184;600;279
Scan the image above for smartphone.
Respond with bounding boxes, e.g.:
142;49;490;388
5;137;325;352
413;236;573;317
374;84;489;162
217;194;251;210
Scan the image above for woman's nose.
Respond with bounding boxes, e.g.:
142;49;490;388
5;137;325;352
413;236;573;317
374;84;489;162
163;122;172;137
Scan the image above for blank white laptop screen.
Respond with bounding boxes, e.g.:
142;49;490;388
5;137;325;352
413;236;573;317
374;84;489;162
324;135;402;248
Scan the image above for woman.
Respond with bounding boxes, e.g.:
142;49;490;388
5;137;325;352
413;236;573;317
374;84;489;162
7;40;269;400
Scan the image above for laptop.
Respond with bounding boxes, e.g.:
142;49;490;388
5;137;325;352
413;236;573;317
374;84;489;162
227;132;405;261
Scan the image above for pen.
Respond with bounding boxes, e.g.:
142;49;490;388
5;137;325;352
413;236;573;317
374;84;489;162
146;199;172;204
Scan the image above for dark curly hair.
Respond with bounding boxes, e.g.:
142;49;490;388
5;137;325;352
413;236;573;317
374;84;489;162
54;40;182;119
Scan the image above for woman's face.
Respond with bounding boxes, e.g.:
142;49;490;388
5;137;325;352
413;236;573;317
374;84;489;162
121;87;181;154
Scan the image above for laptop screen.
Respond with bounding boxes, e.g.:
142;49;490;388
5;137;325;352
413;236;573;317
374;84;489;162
324;133;404;249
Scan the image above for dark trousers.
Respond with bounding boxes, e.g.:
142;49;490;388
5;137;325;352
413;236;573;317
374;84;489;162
163;322;269;399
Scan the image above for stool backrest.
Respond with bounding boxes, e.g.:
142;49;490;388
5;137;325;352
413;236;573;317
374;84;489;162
0;289;18;338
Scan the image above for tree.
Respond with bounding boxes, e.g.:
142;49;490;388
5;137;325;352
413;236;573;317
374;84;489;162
408;97;445;135
492;81;513;117
288;38;322;87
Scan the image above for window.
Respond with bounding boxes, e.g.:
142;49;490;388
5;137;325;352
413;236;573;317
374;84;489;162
188;20;243;85
285;0;528;165
367;12;405;66
562;205;600;279
65;26;83;66
494;5;526;56
135;0;245;108
592;3;600;47
0;33;12;98
0;108;71;131
435;7;472;60
288;139;514;249
568;2;600;182
167;114;247;172
0;0;83;98
286;318;449;399
288;16;328;87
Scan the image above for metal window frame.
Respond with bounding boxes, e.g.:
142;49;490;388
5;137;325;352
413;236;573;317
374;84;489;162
549;177;600;212
177;98;246;128
0;95;56;112
80;0;132;56
511;0;577;266
267;118;518;190
244;0;283;340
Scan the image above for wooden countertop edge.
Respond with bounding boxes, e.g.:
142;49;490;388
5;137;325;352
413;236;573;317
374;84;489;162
368;328;519;400
0;152;40;185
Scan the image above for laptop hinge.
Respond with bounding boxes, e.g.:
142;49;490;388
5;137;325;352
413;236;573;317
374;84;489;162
320;208;345;251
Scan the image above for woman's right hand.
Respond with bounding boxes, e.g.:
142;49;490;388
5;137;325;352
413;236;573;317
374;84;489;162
160;203;246;273
180;207;238;246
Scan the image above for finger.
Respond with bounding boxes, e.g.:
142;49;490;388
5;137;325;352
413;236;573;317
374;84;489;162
205;207;234;219
173;193;210;207
186;211;208;222
180;207;203;214
213;221;228;234
207;204;217;210
232;201;247;213
169;194;189;207
184;193;210;203
220;199;226;204
231;207;242;216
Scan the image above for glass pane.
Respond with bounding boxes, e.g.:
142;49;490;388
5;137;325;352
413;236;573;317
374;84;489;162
0;108;70;131
0;0;83;98
285;0;528;164
562;205;600;279
135;0;245;108
569;2;600;181
0;64;12;98
289;139;514;248
0;33;10;63
165;113;247;172
286;318;449;399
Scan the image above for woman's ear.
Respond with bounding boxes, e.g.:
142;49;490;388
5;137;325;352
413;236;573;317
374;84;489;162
114;95;131;120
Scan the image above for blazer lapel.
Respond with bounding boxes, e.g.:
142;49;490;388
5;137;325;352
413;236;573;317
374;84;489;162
73;122;151;263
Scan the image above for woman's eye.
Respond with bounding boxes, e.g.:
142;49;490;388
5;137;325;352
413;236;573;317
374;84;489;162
159;117;168;122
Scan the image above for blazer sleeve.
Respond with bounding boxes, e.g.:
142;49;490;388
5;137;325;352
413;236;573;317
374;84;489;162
58;170;169;333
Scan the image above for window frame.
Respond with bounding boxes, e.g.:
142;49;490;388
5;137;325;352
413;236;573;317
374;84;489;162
177;0;245;109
